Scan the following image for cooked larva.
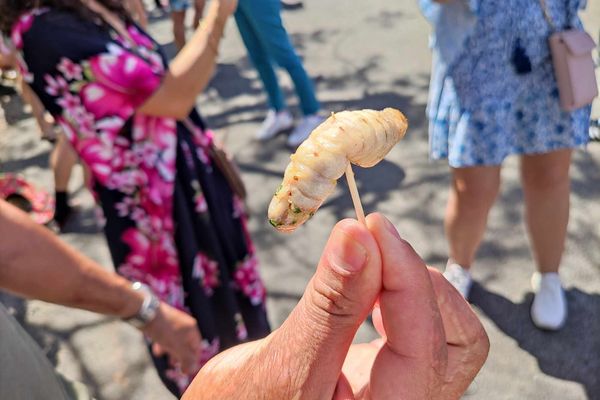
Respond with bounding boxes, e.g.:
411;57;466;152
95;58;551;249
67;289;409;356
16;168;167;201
268;108;408;232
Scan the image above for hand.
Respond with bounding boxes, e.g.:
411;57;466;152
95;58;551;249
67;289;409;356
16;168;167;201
338;215;489;399
182;213;489;399
142;303;203;374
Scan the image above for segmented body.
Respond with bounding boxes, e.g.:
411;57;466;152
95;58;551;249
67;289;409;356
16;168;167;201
268;108;408;232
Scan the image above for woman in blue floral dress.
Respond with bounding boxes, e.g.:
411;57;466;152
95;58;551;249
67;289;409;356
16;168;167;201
420;0;591;330
0;0;270;395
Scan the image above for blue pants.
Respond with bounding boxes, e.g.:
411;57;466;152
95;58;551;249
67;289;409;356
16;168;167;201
234;0;320;115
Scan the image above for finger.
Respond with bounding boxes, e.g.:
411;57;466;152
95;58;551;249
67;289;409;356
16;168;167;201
333;373;356;400
371;304;386;339
428;268;489;399
367;213;446;361
275;218;382;399
152;343;166;357
366;213;447;400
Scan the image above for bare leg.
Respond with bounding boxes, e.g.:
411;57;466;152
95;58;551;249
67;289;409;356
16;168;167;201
521;149;572;274
50;134;77;192
171;10;187;51
193;0;206;29
19;80;55;140
50;134;78;228
445;165;502;269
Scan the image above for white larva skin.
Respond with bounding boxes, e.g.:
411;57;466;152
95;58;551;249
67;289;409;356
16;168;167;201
268;108;408;232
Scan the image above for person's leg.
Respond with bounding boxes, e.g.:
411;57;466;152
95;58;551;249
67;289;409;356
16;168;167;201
235;4;286;112
521;148;571;330
192;0;206;29
241;0;319;116
445;165;502;268
51;134;78;228
171;9;187;51
442;165;501;298
19;80;55;141
521;149;571;273
235;4;293;140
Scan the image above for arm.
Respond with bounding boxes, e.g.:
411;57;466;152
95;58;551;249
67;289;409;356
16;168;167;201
0;200;202;372
125;0;149;29
183;214;488;399
137;0;237;119
0;200;141;316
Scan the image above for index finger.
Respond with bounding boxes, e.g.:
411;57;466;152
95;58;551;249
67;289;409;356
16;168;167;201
366;213;446;362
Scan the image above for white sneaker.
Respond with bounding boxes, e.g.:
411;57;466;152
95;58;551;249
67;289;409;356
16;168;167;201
443;262;473;299
286;114;326;147
530;272;567;331
256;109;294;141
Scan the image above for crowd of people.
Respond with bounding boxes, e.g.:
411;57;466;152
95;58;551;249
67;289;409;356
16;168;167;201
0;0;596;398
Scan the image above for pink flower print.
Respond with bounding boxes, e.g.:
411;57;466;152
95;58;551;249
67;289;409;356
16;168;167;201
133;142;159;169
96;116;125;135
115;197;138;218
165;366;192;394
196;147;211;166
192;253;220;296
234;313;248;341
106;169;146;194
232;195;246;219
234;255;266;306
180;140;195;170
57;118;77;143
80;82;133;121
77;141;113;184
194;190;207;213
191;180;207;213
44;74;69;96
84;49;161;119
56;92;81;112
127;25;155;51
10;11;36;49
0;36;11;56
121;228;180;283
199;338;220;365
57;57;83;81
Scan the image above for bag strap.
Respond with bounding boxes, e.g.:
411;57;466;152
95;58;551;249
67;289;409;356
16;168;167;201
539;0;578;32
539;0;557;32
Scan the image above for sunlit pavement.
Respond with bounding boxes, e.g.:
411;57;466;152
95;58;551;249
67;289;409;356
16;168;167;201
0;1;598;399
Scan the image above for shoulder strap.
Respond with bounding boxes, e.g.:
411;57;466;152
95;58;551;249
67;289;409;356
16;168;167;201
539;0;558;31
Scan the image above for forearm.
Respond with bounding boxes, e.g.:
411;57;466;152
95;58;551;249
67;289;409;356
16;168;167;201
0;200;142;318
138;1;227;119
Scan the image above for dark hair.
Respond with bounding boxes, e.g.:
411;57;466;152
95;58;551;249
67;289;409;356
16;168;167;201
0;0;130;34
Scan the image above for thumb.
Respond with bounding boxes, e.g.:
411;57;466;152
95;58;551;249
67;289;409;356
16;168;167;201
274;218;382;398
152;343;166;358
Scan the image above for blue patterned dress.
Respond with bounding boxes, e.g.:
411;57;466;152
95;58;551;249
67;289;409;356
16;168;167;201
421;0;591;167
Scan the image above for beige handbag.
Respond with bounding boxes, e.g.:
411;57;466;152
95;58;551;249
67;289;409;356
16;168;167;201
540;0;598;111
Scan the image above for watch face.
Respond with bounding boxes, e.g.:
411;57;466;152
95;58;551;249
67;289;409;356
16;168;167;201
125;282;160;328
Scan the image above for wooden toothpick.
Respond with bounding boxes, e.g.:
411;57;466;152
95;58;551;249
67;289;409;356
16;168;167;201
345;163;366;226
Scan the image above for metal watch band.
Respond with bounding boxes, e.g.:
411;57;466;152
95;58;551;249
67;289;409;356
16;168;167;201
124;282;160;329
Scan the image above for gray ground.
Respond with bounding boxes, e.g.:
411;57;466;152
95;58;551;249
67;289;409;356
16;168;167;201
1;1;599;399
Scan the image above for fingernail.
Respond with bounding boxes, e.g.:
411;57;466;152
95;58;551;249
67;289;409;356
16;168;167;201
327;227;368;274
383;217;401;240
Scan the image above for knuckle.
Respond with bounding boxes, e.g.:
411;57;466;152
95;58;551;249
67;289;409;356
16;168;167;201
309;277;357;319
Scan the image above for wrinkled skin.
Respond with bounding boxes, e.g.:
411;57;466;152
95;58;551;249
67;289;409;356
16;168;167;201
183;213;489;399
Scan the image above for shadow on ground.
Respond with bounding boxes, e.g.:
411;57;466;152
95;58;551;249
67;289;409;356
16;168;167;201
0;91;32;126
470;283;600;400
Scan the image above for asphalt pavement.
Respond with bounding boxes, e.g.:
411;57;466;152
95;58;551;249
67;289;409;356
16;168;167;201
0;1;599;399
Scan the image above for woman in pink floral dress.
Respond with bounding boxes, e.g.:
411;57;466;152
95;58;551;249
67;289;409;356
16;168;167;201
0;0;269;395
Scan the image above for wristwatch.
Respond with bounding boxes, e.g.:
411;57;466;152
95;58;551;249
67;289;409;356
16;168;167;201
123;282;160;329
